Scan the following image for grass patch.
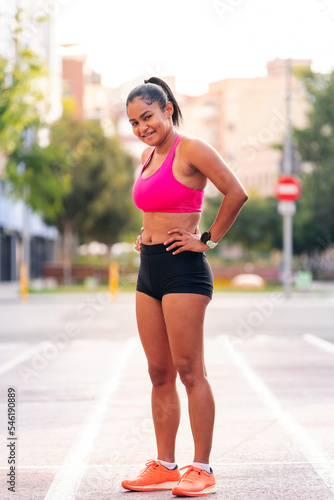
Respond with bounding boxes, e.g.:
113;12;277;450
213;283;283;293
29;282;284;294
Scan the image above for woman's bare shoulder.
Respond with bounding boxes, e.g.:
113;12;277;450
178;135;219;168
141;146;154;165
179;135;215;155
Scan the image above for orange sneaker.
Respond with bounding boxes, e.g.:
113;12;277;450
172;465;217;496
121;460;181;491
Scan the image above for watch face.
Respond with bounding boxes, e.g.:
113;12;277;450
201;231;211;243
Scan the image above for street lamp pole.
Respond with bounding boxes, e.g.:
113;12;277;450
283;58;293;298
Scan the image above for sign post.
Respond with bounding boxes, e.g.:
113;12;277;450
276;176;301;298
20;262;28;303
109;262;119;301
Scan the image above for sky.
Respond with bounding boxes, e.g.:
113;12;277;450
55;0;334;95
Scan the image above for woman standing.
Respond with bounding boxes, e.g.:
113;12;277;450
121;77;248;497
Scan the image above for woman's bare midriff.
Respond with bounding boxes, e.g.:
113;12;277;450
142;212;201;244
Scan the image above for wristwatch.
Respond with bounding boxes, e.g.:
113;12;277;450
200;231;218;249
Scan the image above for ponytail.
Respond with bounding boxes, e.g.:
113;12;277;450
144;77;183;127
126;77;183;127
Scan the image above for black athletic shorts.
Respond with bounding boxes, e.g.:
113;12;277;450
136;243;214;301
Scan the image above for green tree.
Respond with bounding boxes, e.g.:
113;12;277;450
56;111;139;246
7;107;139;282
293;68;334;254
2;8;140;284
202;194;281;255
0;9;45;158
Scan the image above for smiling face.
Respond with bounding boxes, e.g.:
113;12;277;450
127;97;174;145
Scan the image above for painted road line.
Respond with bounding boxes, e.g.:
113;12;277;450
303;334;334;355
2;459;334;471
0;340;84;378
218;335;334;493
43;337;139;500
0;343;49;376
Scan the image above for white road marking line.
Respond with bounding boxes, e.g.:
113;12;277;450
0;344;48;375
218;335;334;493
2;459;334;471
0;339;125;377
212;460;334;466
43;337;139;500
303;334;334;355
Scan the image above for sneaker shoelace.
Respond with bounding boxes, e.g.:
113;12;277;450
179;465;202;483
139;460;160;477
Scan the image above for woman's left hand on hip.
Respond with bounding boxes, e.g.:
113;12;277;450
164;228;208;255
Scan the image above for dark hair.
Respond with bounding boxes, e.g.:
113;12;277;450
126;77;183;127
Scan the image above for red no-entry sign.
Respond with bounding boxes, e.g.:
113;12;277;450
275;176;301;201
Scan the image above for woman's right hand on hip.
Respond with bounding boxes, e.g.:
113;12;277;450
135;227;144;252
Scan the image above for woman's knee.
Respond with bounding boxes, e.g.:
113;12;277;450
148;365;177;387
174;359;204;388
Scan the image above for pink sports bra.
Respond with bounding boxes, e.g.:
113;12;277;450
132;135;204;213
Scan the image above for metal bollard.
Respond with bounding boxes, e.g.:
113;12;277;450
20;262;28;302
109;262;119;301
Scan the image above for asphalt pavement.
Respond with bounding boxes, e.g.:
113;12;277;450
0;285;334;499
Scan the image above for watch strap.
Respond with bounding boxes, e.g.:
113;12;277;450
201;231;218;249
206;239;218;249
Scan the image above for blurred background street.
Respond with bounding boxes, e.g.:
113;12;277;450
0;287;334;499
1;0;334;498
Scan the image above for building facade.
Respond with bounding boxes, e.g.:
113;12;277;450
205;58;311;196
61;52;114;126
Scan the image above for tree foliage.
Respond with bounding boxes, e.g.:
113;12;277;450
0;9;46;158
205;68;334;257
293;68;334;253
2;8;140;249
202;193;281;254
7;106;139;246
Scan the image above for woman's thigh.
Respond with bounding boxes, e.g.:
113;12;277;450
161;293;211;377
136;291;176;383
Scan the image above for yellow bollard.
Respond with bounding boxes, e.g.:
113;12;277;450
20;262;28;302
109;262;119;301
